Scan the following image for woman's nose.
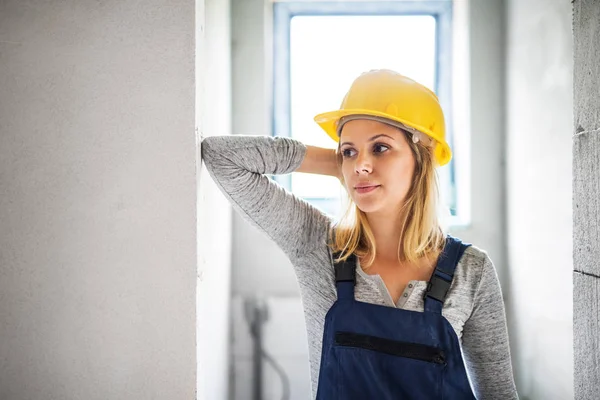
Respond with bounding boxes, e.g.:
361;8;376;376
355;153;373;175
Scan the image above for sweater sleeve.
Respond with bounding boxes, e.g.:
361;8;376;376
461;255;519;399
200;134;332;259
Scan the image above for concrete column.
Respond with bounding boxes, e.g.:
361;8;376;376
0;1;196;398
573;0;600;398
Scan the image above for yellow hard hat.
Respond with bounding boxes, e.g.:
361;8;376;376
314;69;451;166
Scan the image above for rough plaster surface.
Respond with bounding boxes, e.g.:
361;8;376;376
573;130;600;277
574;0;600;133
573;0;600;398
573;273;600;399
0;1;196;399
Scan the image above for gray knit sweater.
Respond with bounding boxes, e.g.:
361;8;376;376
201;134;519;400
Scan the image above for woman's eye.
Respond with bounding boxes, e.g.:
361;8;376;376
341;148;356;158
374;144;389;153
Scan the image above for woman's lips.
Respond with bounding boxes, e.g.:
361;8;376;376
355;185;381;194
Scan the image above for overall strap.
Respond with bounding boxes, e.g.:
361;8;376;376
424;236;471;314
333;251;356;301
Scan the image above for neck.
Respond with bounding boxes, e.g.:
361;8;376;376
365;209;407;262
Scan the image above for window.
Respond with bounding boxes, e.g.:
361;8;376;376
273;1;461;224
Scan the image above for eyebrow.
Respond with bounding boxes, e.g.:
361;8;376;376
340;133;395;147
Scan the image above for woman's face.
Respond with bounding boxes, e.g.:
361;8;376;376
339;119;416;214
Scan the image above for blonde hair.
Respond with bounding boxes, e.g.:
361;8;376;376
328;128;446;268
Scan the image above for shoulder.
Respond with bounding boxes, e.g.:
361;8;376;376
460;244;491;270
452;241;496;294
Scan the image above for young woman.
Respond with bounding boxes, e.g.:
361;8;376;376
201;69;518;399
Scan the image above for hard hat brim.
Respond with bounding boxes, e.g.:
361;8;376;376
314;109;452;166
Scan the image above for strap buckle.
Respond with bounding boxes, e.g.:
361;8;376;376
334;254;356;285
425;273;451;303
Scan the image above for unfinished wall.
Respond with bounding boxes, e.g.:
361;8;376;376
505;0;574;398
0;1;197;399
197;0;233;398
573;0;600;398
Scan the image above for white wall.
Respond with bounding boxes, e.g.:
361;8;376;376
505;0;574;398
0;1;197;399
229;0;303;397
230;0;300;298
459;0;507;282
198;0;234;398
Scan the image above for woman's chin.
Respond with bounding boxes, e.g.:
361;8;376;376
353;198;383;214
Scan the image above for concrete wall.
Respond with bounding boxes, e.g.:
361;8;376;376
505;0;574;398
198;0;233;399
0;1;197;399
573;0;600;398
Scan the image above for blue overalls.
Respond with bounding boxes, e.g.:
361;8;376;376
315;236;477;399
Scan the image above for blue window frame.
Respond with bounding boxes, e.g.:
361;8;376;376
272;1;459;222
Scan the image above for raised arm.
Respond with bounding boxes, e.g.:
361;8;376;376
200;134;339;259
